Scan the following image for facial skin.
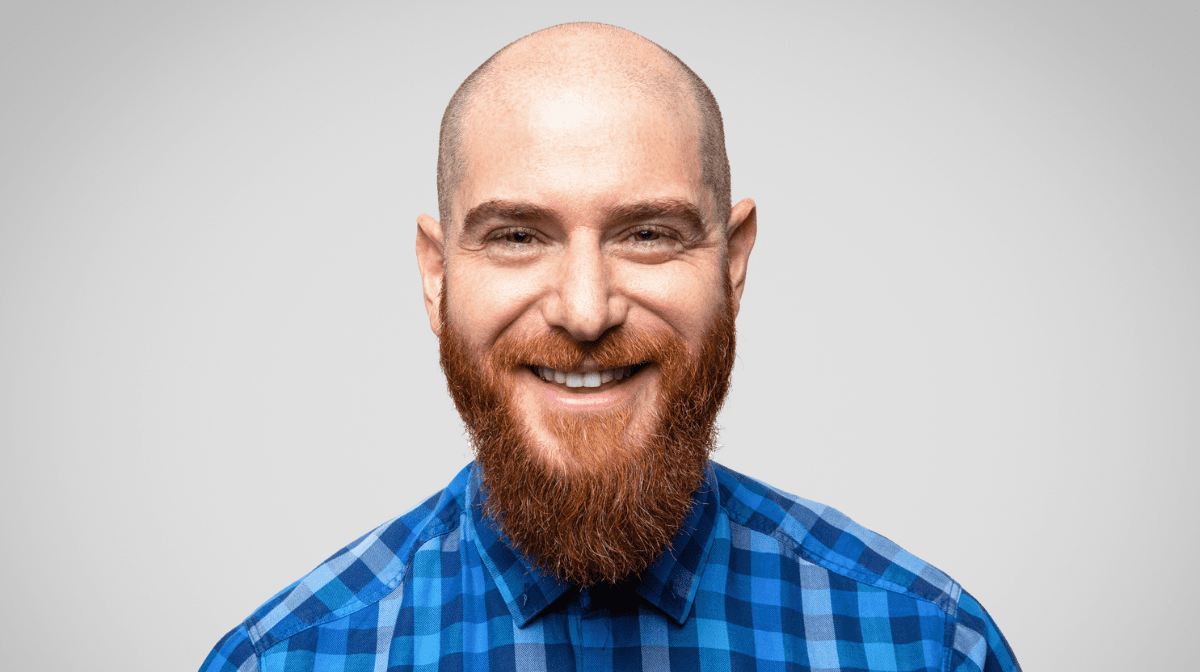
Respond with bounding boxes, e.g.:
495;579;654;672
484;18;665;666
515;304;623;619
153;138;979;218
414;25;757;584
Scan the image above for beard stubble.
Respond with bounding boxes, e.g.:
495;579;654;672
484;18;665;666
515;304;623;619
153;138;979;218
438;287;736;587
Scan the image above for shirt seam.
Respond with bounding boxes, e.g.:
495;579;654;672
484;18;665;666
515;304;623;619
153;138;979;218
721;495;955;615
941;602;961;672
232;622;262;672
248;516;461;655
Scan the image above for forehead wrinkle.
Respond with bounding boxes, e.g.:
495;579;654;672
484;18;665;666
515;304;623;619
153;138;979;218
463;72;696;156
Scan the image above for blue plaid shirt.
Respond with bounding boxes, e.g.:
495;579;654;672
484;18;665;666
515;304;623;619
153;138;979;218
201;462;1019;671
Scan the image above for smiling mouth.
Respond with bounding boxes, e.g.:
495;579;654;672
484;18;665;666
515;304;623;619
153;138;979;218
528;364;648;389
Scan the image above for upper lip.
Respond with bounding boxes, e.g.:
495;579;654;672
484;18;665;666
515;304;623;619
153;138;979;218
528;361;646;373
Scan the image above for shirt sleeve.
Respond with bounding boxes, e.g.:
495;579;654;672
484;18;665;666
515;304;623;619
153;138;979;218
947;589;1022;672
198;623;259;672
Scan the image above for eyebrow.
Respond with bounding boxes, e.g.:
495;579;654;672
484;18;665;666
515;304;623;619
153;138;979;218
461;200;558;239
460;198;707;239
604;199;706;239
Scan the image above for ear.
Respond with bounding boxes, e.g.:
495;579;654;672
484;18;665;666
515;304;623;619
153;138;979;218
415;213;446;336
726;198;757;318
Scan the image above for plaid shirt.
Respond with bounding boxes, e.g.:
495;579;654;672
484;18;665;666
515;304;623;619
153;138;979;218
201;462;1019;671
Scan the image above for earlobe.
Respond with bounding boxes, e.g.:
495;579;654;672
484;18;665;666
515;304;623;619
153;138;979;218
726;198;757;318
415;213;446;336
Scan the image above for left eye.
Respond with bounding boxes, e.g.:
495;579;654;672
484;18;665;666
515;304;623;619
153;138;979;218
633;229;659;241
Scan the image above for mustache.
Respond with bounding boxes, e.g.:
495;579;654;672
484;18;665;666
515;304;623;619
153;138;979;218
490;325;687;373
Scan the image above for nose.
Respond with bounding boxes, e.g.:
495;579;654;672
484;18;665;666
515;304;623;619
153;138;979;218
542;239;627;342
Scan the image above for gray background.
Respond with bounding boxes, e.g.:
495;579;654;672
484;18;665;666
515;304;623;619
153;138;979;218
2;1;1197;669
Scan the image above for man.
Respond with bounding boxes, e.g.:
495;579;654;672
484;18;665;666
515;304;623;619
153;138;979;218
202;23;1020;671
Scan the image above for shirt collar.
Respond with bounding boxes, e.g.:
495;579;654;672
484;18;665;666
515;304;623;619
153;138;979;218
465;461;721;627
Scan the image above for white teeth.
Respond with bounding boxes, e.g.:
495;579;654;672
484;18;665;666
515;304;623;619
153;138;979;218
536;365;634;388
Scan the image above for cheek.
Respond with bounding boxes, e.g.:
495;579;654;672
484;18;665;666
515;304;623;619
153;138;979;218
445;264;547;345
624;266;726;340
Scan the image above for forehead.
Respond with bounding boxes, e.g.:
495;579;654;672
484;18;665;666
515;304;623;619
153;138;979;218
452;83;704;227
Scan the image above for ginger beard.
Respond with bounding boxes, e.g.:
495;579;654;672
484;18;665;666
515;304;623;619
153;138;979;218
438;285;736;587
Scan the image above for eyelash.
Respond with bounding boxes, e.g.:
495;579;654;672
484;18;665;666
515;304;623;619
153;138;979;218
486;225;681;248
492;228;538;245
628;227;671;243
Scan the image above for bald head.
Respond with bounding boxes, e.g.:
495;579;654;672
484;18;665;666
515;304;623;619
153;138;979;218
436;23;730;230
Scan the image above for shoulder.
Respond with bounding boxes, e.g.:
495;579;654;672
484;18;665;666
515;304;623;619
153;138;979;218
713;461;960;611
712;462;1021;670
199;464;472;671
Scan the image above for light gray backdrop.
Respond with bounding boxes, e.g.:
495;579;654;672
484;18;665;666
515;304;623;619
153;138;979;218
2;2;1197;670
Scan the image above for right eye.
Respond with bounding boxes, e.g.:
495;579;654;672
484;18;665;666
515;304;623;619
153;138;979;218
486;227;539;247
484;227;544;262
